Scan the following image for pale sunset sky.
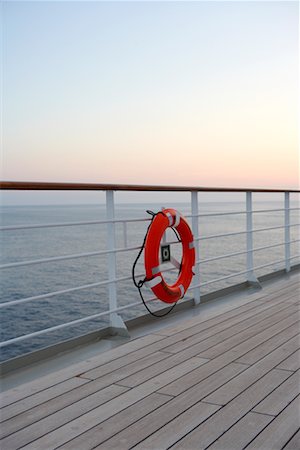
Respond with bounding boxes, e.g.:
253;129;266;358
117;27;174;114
1;0;299;190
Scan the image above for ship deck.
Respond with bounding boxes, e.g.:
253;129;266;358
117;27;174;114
0;271;299;450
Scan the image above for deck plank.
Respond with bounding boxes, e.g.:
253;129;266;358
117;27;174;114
206;411;273;450
0;333;164;408
159;313;298;397
80;350;168;385
162;299;295;354
235;323;300;366
171;369;291;450
253;370;300;416
116;352;210;388
118;308;299;393
0;384;128;442
149;306;299;393
277;349;300;372
93;363;246;449
246;396;300;449
82;296;289;379
284;430;300;449
14;358;206;450
203;335;299;406
0;376;89;423
131;401;221;450
141;278;299;338
59;392;172;450
80;296;290;383
196;306;298;360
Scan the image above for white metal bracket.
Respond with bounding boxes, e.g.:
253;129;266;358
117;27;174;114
247;275;262;289
170;255;181;270
109;313;130;337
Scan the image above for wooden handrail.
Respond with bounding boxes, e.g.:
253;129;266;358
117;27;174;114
0;181;299;193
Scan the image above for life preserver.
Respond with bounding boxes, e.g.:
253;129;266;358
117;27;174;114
144;208;195;303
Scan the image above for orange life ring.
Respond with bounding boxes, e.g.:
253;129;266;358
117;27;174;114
144;208;195;303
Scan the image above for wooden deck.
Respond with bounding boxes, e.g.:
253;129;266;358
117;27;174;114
1;272;299;449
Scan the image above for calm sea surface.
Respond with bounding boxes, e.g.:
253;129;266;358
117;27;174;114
1;201;299;361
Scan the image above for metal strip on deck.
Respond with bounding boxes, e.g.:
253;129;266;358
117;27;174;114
0;272;299;450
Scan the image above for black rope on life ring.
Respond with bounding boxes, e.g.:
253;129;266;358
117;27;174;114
132;210;180;318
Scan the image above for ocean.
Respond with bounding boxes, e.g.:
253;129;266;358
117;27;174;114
1;200;299;362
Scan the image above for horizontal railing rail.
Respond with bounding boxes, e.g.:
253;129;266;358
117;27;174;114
0;217;150;231
198;240;300;264
192;255;300;289
1;181;300;193
2;238;299;272
0;181;299;353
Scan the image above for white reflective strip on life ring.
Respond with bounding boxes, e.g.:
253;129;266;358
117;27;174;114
189;241;195;249
166;212;173;226
174;212;181;228
152;265;162;275
145;276;162;288
179;284;185;297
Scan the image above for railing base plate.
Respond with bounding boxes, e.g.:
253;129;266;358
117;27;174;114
247;279;262;289
109;313;130;338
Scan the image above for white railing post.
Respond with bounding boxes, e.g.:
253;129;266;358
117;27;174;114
246;191;260;286
161;206;167;244
191;191;201;305
284;192;291;272
106;190;129;336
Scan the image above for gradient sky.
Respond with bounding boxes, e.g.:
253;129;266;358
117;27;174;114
2;0;299;190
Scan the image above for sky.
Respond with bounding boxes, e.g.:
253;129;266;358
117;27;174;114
1;0;299;200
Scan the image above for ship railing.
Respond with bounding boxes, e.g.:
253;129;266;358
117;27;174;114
0;182;299;350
